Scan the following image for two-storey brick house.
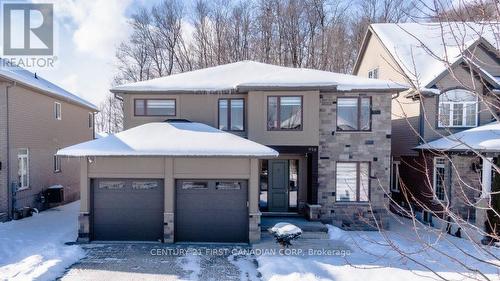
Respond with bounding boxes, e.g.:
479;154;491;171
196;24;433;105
353;22;500;231
59;61;406;243
0;61;97;221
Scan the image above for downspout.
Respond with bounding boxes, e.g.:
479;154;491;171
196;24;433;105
5;81;16;219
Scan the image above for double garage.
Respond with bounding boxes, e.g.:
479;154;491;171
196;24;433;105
91;178;248;243
58;122;277;244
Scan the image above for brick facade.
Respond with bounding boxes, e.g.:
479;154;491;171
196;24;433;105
0;86;8;221
318;92;392;230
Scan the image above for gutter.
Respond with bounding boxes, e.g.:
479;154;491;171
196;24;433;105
5;81;15;220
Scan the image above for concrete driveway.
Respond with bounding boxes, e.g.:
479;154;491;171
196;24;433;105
60;244;260;281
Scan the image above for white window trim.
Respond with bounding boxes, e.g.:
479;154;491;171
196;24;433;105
88;112;93;128
433;157;447;201
391;161;400;193
368;67;379;79
438;91;478;128
54;102;62;120
54;154;61;173
18;149;29;190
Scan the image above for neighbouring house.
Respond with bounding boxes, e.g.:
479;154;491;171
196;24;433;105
353;22;500;231
0;60;97;222
58;61;407;243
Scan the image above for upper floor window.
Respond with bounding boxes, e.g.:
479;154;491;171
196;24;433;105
18;148;29;189
337;97;371;131
336;162;370;202
135;99;176;116
438;89;478;127
368;68;379;79
54;102;61;120
267;96;302;131
219;99;244;131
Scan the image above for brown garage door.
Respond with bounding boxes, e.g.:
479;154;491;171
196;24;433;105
175;180;248;243
92;179;164;241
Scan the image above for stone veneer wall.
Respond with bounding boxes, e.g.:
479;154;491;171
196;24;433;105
449;155;482;223
318;92;392;230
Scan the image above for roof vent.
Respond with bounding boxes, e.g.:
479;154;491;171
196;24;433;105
165;119;191;123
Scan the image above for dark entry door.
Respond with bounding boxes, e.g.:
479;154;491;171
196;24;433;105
268;160;289;212
92;179;164;241
175;180;248;243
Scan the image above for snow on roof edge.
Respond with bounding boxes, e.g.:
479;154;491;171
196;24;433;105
0;68;98;111
57;122;279;158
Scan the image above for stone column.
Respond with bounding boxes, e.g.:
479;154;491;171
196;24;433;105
475;157;493;231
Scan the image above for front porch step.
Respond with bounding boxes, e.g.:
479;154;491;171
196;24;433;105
261;212;301;217
261;231;330;240
260;216;329;235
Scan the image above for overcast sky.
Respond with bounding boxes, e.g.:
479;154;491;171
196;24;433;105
26;0;159;106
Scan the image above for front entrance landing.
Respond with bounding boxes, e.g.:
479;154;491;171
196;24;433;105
260;217;329;239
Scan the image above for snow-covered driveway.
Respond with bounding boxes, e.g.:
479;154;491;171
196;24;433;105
2;201;499;281
0;202;84;281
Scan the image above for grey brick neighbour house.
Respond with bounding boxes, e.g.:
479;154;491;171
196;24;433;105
59;61;406;243
353;22;500;233
0;61;97;222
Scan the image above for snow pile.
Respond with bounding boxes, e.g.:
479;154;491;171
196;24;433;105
416;121;500;152
0;201;85;281
371;22;499;87
269;223;302;237
269;223;302;248
257;217;500;281
0;59;97;110
111;61;407;93
58;122;279;157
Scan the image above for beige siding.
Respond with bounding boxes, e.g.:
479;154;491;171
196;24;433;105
7;83;94;210
247;90;319;146
122;90;319;146
469;45;500;77
354;32;421;157
422;65;494;142
123;93;247;137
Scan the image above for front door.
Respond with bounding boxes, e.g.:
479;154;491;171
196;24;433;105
268;160;289;212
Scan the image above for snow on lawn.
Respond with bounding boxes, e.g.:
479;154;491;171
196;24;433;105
0;201;85;281
257;217;500;281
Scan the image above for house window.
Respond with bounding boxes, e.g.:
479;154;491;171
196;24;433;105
181;181;208;190
88;113;93;128
18;149;29;189
337;97;371;131
368;68;379;79
218;99;244;131
267;96;302;130
336;162;370;202
54;102;62;120
391;161;400;192
433;157;447;201
53;154;61;173
134;99;176;116
438;89;478;127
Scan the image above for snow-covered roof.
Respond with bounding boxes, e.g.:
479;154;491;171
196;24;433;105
95;132;109;139
415;122;500;152
370;22;499;88
0;59;97;110
57;122;279;157
111;61;407;93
